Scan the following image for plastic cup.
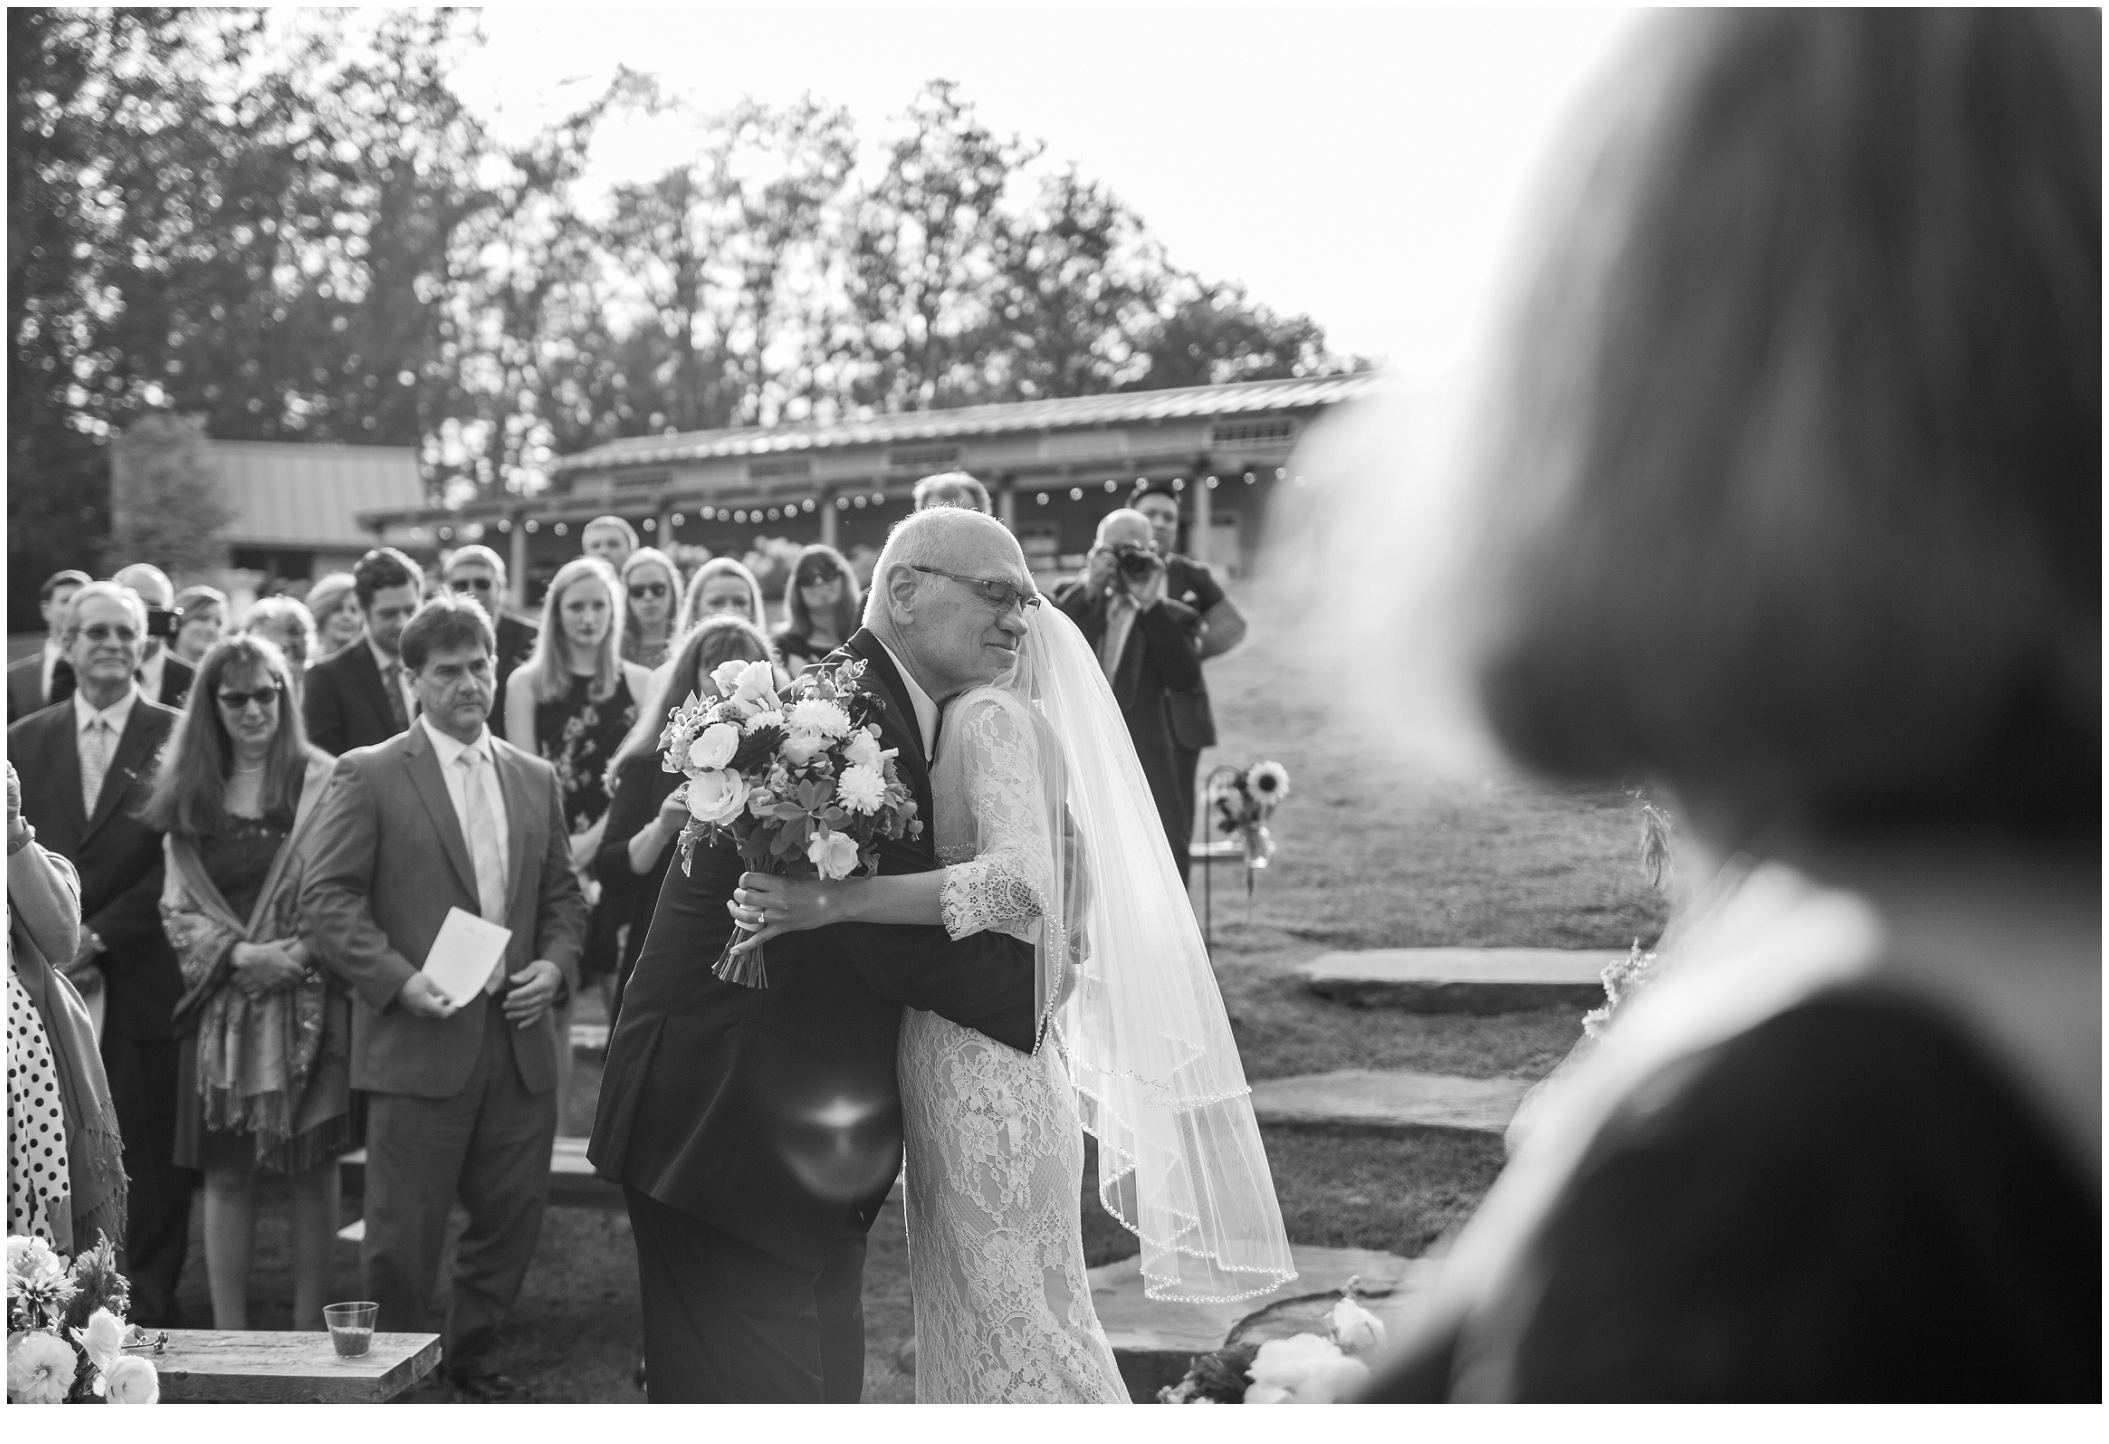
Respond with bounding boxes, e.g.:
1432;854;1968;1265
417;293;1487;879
324;1301;379;1359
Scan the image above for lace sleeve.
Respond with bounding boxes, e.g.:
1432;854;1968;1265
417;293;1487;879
939;690;1056;942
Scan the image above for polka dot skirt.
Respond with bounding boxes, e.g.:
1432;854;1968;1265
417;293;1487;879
8;964;69;1243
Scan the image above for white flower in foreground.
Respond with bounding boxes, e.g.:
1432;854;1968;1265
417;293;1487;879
731;660;777;702
1329;1294;1387;1356
788;697;852;739
836;764;886;815
8;1330;77;1404
843;729;883;770
1243;1383;1293;1405
102;1354;159;1404
710;658;752;698
72;1308;124;1376
781;733;825;767
684;770;750;824
1247;1332;1368;1403
687;722;740;771
808;829;860;879
742;708;785;735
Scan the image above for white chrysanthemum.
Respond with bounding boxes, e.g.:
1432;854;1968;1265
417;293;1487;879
8;1329;78;1404
836;763;886;814
787;697;852;739
742;708;785;735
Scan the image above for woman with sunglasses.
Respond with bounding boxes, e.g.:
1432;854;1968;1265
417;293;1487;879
619;548;681;670
143;634;355;1331
773;544;861;679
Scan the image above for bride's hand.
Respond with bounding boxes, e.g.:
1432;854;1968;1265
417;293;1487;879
726;872;846;953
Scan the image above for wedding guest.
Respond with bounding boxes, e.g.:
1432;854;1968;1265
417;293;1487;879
237;597;318;709
51;564;197;711
1359;8;2099;1402
304;573;364;660
145;635;355;1332
7;569;91;722
593;616;773;1019
8;760;127;1252
772;545;859;677
302;548;423;757
442;545;538;736
582;515;639;573
299;593;586;1400
6;581;193;1323
172;585;229;666
910;470;992;514
677;555;767;634
1129;479;1247;871
1053;509;1204;881
619;547;681;670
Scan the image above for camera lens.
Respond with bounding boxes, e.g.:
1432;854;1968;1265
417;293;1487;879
1116;547;1155;579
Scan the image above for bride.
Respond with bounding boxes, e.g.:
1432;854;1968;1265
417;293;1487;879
728;541;1294;1403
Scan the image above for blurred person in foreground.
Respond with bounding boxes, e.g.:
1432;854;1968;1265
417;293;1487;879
172;585;228;666
6;580;194;1322
677;554;768;634
910;469;992;515
237;596;318;709
442;545;538;734
146;634;354;1331
1352;8;2099;1402
303;572;364;660
7;568;91;722
619;546;681;670
302;548;424;757
8;759;127;1251
592;615;774;1020
1053;509;1204;881
772;544;860;676
299;594;586;1400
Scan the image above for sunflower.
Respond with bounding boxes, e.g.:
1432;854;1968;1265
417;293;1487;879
1245;761;1291;805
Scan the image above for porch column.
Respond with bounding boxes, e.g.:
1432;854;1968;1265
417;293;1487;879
820;491;840;548
1190;472;1214;566
507;510;529;609
996;477;1017;530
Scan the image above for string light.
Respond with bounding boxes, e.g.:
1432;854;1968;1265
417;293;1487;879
1206;476;1220;489
1036;492;1049;505
1102;479;1117;493
525;520;539;533
1069;487;1083;501
701;506;716;520
801;499;816;513
553;521;568;536
642;518;656;532
497;518;511;532
438;526;452;541
835;496;849;510
670;514;684;527
853;495;867;509
1171;478;1185;492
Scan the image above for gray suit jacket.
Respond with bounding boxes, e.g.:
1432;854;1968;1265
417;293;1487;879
297;721;587;1099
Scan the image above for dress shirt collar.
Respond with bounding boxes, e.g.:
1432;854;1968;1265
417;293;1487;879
41;638;61;697
874;635;940;762
73;680;141;737
136;646;165;701
420;712;494;769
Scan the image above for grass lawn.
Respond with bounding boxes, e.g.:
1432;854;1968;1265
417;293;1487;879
162;586;1666;1402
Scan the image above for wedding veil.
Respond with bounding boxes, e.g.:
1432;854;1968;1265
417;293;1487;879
1004;602;1296;1303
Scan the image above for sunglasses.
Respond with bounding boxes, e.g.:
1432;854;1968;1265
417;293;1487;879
909;566;1042;615
627;582;669;600
796;571;841;589
448;577;495;593
78;623;140;644
216;685;283;710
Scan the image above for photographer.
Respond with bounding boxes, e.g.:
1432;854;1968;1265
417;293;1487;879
1053;510;1205;880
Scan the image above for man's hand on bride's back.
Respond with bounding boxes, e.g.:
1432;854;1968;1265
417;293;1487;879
727;871;844;954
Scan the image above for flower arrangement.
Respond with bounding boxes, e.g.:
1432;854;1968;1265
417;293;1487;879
1206;760;1292;898
659;655;922;988
1158;1280;1388;1404
6;1234;159;1404
1582;938;1662;1039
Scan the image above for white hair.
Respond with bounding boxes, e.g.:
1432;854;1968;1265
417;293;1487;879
863;508;1022;629
62;580;147;639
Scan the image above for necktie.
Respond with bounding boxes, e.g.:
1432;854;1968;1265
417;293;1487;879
383;660;408;730
457;749;511;991
80;717;113;817
1099;595;1135;681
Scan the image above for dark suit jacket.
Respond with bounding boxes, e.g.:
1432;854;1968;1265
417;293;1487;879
7;652;50;724
588;628;1041;1272
297;722;588;1098
48;651;194;713
1051;582;1203;762
7;694;185;1041
1162;555;1223;751
490;613;538;739
301;636;405;758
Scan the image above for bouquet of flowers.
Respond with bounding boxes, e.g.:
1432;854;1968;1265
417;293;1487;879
659;655;922;988
7;1233;160;1404
1206;760;1292;898
1158;1280;1389;1404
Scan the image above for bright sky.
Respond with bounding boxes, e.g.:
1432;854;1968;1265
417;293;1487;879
450;5;1645;379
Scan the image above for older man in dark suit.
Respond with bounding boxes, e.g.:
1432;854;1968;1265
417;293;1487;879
48;565;196;713
301;547;424;756
300;592;586;1402
1053;508;1205;880
7;580;194;1322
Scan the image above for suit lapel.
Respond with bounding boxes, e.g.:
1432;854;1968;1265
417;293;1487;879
492;740;537;910
843;630;932;820
400;723;481;906
34;707;89;841
349;642;396;732
81;704;165;844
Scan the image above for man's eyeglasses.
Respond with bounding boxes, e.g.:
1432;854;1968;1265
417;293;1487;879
78;623;139;644
448;577;495;594
216;685;283;710
909;566;1042;615
627;582;669;600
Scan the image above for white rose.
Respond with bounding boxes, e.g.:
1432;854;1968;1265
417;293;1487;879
1243;1384;1293;1405
732;660;777;702
1329;1294;1387;1356
781;733;824;766
787;697;852;739
710;659;751;697
1248;1333;1346;1395
102;1354;159;1405
72;1308;124;1375
836;763;886;815
807;829;861;879
1292;1353;1368;1403
687;722;741;771
843;730;882;770
684;769;751;824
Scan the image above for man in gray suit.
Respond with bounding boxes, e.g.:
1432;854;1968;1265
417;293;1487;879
300;592;586;1402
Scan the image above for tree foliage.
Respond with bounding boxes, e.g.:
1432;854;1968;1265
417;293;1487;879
105;411;234;574
9;12;1359;625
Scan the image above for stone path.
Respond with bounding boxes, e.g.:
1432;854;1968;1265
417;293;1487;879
1091;1244;1437;1400
1250;1069;1529;1139
1298;946;1623;1014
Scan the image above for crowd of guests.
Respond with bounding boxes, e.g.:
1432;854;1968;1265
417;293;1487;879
4;485;1241;1398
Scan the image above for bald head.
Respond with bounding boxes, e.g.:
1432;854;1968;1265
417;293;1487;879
865;508;1033;700
112;562;174;608
1095;509;1154;551
863;508;1027;630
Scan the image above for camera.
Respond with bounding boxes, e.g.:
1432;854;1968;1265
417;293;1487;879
1111;544;1160;583
144;606;182;639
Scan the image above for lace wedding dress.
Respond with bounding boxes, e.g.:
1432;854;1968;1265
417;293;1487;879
898;685;1130;1404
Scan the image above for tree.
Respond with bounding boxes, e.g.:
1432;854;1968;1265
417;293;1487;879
1127;277;1357;391
105;412;234;574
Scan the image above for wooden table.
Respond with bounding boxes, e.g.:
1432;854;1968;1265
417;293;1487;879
154;1329;442;1403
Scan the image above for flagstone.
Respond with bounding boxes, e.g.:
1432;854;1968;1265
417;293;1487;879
1298;946;1623;1014
1250;1069;1530;1138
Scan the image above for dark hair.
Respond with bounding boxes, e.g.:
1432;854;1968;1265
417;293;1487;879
782;544;861;642
1471;9;2100;848
605;615;776;782
40;569;91;603
352;547;424;610
911;471;993;514
1128;479;1180;511
398;592;495;672
140;634;308;837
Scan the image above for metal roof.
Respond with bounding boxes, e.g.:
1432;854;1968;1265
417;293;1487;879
550;373;1386;475
213;441;427;548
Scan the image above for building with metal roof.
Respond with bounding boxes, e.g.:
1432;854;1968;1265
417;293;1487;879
358;373;1386;603
210;440;427;580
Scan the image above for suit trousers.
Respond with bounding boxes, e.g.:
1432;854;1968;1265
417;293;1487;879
362;1003;557;1373
1173;742;1202;887
626;1185;868;1403
100;1031;196;1325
